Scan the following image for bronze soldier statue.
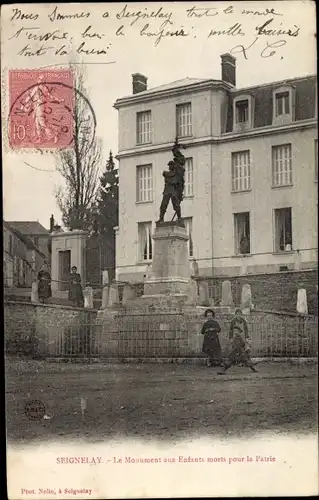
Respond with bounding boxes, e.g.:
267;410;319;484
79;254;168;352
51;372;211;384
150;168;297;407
158;139;186;223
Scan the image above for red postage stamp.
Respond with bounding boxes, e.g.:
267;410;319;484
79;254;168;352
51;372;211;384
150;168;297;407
9;69;74;149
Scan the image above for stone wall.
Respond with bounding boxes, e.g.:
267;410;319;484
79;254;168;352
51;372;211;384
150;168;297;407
5;301;318;359
204;269;318;316
5;301;97;357
96;308;318;359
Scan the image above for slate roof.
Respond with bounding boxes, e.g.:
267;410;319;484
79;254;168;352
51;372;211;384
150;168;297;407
226;75;317;132
4;221;46;256
8;221;49;235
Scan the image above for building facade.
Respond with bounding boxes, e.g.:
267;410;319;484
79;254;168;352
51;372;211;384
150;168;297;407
3;222;46;287
114;55;317;282
8;221;51;262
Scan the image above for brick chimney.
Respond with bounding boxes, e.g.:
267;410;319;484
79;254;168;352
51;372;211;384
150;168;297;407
50;214;54;232
221;54;236;87
132;73;148;94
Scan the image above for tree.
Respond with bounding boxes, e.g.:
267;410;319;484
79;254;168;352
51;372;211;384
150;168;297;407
96;151;119;234
94;151;119;280
54;65;101;231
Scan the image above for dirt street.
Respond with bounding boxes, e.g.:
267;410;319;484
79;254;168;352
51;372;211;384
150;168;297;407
5;359;318;444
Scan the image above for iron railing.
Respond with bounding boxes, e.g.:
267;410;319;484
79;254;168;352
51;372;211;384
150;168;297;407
36;312;319;359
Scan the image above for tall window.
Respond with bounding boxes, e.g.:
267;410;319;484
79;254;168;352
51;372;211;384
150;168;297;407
138;222;152;261
275;91;290;116
274;208;292;252
176;103;192;137
184;158;194;197
235;99;249;123
183;217;194;257
234;212;250;255
272;144;292;186
136;165;153;203
136;111;152;144
231;151;251;192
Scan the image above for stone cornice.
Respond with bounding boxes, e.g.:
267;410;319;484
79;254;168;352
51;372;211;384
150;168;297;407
114;80;232;109
116;119;317;159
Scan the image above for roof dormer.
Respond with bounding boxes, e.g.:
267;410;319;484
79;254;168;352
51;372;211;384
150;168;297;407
272;85;295;126
233;93;254;132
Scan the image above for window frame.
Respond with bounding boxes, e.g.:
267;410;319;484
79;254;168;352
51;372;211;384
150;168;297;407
271;143;293;188
272;85;295;125
184;157;194;198
182;217;194;258
176;102;192;138
233;94;253;131
137;221;153;262
234;212;251;255
136;164;153;204
273;207;293;253
136;110;152;145
231;150;251;193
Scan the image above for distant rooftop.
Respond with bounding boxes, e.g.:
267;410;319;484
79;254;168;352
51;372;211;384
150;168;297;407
8;221;49;235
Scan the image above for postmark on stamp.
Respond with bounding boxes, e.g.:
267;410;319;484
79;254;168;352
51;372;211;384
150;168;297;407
9;69;75;149
25;400;46;421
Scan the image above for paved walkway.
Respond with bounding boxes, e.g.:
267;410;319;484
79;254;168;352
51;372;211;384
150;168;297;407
6;359;317;444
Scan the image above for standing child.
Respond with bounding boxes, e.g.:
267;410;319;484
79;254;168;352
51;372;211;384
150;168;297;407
218;309;257;374
201;309;223;367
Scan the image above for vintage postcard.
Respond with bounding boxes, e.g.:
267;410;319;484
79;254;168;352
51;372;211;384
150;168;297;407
2;1;318;498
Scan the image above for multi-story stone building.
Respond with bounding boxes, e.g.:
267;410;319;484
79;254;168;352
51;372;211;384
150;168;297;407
114;54;317;281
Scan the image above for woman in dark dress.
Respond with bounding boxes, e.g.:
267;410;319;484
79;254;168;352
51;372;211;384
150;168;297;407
68;266;84;307
37;261;52;304
201;309;223;367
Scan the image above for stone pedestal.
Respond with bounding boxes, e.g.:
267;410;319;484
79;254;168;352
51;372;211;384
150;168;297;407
143;222;192;298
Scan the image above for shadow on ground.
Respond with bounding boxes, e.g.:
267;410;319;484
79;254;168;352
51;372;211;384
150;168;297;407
5;358;318;444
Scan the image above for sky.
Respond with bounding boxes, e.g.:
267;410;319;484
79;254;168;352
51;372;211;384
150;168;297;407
1;1;316;228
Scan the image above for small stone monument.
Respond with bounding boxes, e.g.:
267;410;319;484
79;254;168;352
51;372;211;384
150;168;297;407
108;284;120;307
84;286;93;308
31;281;39;303
198;281;209;306
221;280;233;306
297;288;308;315
241;284;252;314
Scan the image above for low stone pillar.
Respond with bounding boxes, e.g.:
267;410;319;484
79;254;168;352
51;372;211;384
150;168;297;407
102;270;109;286
122;284;136;305
108;284;120;307
198;281;209;306
191;259;199;277
221;280;233;306
186;279;199;305
84;286;93;308
31;281;39;303
294;250;301;271
240;260;248;275
297;288;308;315
241;284;252;314
101;286;109;310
